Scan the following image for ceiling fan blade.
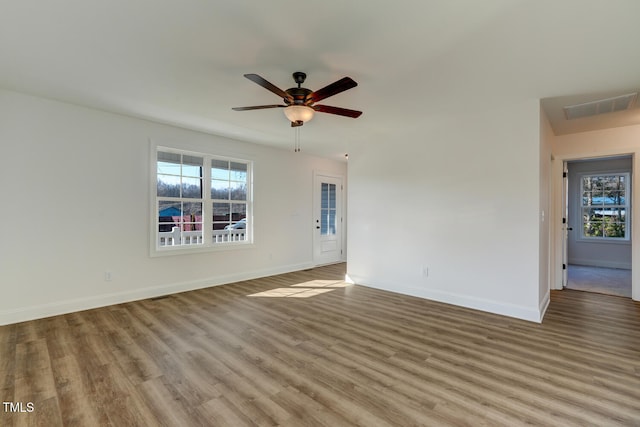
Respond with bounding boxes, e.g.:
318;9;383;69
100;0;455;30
309;77;357;103
244;74;293;101
313;104;362;118
232;104;286;111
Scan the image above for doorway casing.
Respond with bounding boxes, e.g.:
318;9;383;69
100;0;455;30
312;171;346;266
551;151;638;301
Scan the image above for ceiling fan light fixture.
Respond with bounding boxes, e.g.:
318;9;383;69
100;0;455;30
233;72;361;126
284;105;315;123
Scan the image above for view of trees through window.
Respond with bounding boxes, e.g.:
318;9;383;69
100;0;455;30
581;174;628;239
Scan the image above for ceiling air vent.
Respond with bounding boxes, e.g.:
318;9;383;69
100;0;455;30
563;92;637;120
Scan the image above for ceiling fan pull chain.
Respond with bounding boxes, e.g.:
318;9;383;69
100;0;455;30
294;127;301;152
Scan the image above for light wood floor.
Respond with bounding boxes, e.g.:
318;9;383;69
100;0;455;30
2;263;640;426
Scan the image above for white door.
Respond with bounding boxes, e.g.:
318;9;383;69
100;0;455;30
313;174;343;265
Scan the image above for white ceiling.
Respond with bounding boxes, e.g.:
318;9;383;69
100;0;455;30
2;1;640;160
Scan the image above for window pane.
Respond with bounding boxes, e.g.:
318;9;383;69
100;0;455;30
183;154;203;166
157;174;181;197
603;191;623;205
211;180;229;199
158;201;181;232
328;184;336;209
157;152;181;175
212;202;230;217
182;202;203;231
212;202;230;229
321;208;328;234
590;177;604;191
320;208;337;236
583;208;600;235
583;219;603;237
328;210;336;234
598;207;625;220
231;203;246;221
321;183;329;208
230;181;247;200
584;207;602;220
604;179;619;192
181;177;202;198
211;159;229;180
157;160;181;176
230;162;247;182
320;183;336;209
605;223;625;238
158;151;181;162
182;163;202;178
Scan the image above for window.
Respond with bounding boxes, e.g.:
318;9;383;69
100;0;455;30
580;173;629;240
155;147;252;252
320;182;337;235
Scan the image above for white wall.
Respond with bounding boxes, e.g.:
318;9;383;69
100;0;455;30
347;100;545;322
0;89;347;325
551;124;640;301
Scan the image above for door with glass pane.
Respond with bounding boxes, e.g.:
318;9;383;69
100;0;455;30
313;174;343;265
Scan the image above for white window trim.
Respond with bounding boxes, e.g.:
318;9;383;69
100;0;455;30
150;144;254;257
578;171;630;243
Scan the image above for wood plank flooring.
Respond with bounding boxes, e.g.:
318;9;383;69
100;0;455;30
1;263;639;426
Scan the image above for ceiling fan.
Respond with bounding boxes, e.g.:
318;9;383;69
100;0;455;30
232;72;362;127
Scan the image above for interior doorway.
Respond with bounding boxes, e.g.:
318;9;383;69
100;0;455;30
566;265;631;297
563;156;633;297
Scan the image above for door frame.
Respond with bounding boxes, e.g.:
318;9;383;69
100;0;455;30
312;171;346;266
551;152;637;301
561;161;569;288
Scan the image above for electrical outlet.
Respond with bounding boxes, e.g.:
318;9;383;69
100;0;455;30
104;271;112;282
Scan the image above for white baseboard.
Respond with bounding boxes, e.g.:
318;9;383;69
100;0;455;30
0;262;314;326
348;276;544;323
568;258;631;270
538;290;550;322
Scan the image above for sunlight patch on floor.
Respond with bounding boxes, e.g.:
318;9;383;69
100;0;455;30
248;288;335;298
290;280;348;288
247;279;350;298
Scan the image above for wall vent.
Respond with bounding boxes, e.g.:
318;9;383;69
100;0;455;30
563;93;637;120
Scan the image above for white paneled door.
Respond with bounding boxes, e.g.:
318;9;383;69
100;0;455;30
313;173;343;265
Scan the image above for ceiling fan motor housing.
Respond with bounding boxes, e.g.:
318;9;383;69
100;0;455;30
286;72;312;105
286;87;313;105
